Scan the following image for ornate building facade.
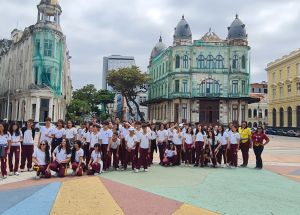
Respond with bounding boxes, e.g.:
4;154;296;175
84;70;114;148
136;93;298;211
0;0;72;122
266;49;300;128
147;15;254;124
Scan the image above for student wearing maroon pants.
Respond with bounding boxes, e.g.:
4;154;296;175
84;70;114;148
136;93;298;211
227;125;240;168
124;127;138;171
32;140;51;179
183;127;194;166
137;124;151;172
251;127;270;169
50;119;66;155
194;125;206;167
157;124;167;165
88;125;100;167
108;132;120;170
49;138;71;177
87;144;103;175
119;122;129;167
99;121;113;171
162;144;177;166
172;126;183;165
149;124;157;165
238;121;252;167
0;122;11;179
20;119;35;172
215;125;229;167
207;131;217;167
71;140;84;176
8;122;22;176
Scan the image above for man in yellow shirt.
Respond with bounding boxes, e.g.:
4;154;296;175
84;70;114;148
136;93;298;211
238;121;252;167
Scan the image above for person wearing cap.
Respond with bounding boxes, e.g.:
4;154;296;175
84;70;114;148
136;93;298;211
238;121;252;167
251;126;270;169
124;127;138;171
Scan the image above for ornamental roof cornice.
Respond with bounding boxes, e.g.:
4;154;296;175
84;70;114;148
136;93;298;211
266;48;300;70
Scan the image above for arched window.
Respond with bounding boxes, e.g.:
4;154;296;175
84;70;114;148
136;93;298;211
287;107;292;127
216;55;224;69
199;78;220;95
197;55;205;69
183;55;189;68
253;109;257;118
242;55;246;69
280;107;284;127
297;106;300;127
162;63;165;74
175;55;180;68
207;55;214;69
232;55;239;69
248;109;252;118
272;108;277;127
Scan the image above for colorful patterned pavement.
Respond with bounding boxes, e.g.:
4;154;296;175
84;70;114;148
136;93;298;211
0;135;299;215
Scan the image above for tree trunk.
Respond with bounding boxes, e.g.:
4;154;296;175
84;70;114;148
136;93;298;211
128;95;145;122
124;95;135;120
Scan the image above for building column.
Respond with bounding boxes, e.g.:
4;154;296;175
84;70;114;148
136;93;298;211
49;98;53;121
35;97;40;122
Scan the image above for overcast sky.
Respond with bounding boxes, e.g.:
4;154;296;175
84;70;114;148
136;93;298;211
1;0;300;90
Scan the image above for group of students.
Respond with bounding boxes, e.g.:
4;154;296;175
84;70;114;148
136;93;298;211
0;117;270;180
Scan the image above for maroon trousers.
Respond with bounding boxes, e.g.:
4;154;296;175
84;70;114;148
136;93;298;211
108;148;119;169
119;139;126;166
240;141;250;166
0;148;8;176
101;144;109;170
162;156;176;166
87;162;101;175
230;144;238;167
124;149;136;170
33;165;51;178
158;142;166;163
8;146;20;172
184;143;193;164
217;145;229;165
138;148;149;170
49;161;67;177
86;147;94;168
71;162;83;176
195;141;204;166
20;145;34;170
174;145;182;165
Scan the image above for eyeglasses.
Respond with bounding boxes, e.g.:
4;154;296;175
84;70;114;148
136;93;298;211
40;143;46;146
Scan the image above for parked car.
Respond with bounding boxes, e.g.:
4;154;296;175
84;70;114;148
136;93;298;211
34;122;55;132
277;129;287;136
265;128;277;135
295;131;300;137
287;130;297;137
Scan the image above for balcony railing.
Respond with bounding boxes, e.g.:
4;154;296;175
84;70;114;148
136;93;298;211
170;92;191;98
192;92;221;97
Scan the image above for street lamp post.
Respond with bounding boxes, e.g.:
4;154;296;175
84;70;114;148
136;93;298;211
6;77;11;121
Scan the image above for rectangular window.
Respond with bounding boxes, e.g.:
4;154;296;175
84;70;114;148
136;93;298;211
232;105;238;121
241;105;245;121
241;80;246;94
297;82;300;95
35;39;40;55
232;80;238;94
175;80;180;92
182;104;187;121
287;66;290;79
272;88;276;98
279;86;283;98
44;39;53;57
183;80;188;93
287;84;291;95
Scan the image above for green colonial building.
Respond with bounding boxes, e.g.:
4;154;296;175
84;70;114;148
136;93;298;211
147;15;253;124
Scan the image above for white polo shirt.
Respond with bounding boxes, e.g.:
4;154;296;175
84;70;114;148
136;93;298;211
74;148;84;162
40;126;53;143
111;139;120;149
157;130;167;142
53;146;71;162
33;147;47;165
172;131;182;145
229;132;240;145
90;132;100;148
65;127;77;139
91;150;101;163
195;131;206;142
184;133;193;144
217;132;228;145
51;128;66;139
83;131;91;143
99;129;113;145
10;131;22;146
139;132;151;149
0;133;11;146
23;130;34;145
125;135;137;149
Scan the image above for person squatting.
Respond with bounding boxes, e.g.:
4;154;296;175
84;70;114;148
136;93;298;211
0;117;270;180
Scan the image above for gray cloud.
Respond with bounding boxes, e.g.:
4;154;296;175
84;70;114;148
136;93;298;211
0;0;300;89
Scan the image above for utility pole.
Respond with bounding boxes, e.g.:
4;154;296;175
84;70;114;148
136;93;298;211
6;76;11;121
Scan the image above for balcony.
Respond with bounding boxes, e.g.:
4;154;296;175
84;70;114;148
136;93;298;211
228;93;248;98
170;92;191;99
193;92;221;97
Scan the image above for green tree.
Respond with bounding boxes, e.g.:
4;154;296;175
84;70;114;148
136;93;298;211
107;66;150;122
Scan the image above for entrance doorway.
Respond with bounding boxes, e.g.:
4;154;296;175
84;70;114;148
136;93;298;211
40;99;49;122
199;100;219;124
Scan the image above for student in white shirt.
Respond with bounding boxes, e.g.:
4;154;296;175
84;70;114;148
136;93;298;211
149;124;157;165
157;124;168;165
71;140;84;176
87;143;103;175
32;140;51;179
49;138;71;177
8;122;22;176
206;131;217;167
87;125;101;166
162;144;177;166
65;120;77;147
82;123;92;164
119;122;130;167
227;125;240;168
183;127;194;166
99;121;113;171
20;119;35;172
137;124;151;172
194;124;206;167
172;126;183;165
50;119;66;154
38;117;53;145
215;125;229;166
108;132;120;170
0;122;11;179
124;127;138;171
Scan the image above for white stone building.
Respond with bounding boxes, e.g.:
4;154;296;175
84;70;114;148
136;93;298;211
0;0;72;122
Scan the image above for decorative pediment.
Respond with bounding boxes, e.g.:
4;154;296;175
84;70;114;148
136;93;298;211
200;28;223;42
277;81;284;86
285;79;292;84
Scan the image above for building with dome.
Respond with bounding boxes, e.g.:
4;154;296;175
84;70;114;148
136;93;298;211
0;0;72;122
147;15;255;124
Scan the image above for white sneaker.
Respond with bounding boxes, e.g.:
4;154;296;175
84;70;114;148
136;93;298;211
14;172;19;176
134;169;139;173
28;168;33;172
8;172;13;176
3;175;7;179
144;169;148;172
71;171;76;176
116;168;119;171
35;175;40;180
93;173;100;176
54;173;59;177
